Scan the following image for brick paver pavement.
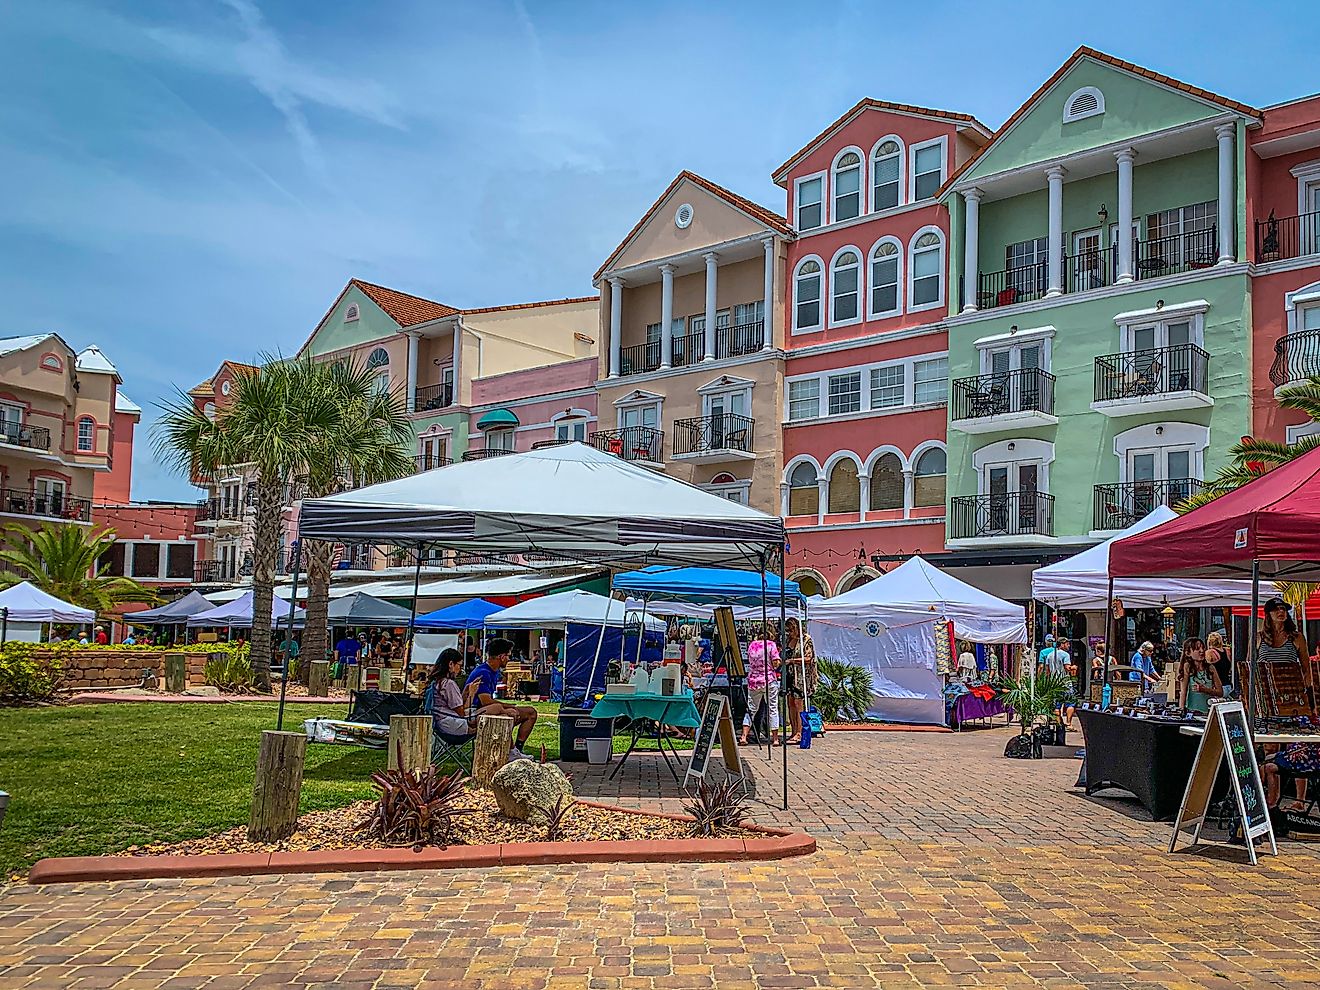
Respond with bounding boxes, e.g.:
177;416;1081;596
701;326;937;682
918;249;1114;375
5;725;1320;989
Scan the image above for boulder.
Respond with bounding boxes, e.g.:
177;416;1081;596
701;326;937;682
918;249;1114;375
490;760;573;825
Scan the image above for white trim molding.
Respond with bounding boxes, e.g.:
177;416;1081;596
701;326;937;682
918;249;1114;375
1113;421;1210;483
1112;299;1211;326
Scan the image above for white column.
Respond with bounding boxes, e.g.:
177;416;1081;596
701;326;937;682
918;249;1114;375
659;264;675;369
1045;165;1066;296
761;237;775;351
1215;122;1236;263
702;252;718;361
608;277;623;378
962;188;983;312
858;472;871;523
405;331;419;412
902;469;914;520
450;322;462;406
1115;148;1136;283
817;475;827;526
779;482;789;518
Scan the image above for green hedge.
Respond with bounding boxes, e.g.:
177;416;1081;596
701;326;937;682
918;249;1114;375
0;644;66;704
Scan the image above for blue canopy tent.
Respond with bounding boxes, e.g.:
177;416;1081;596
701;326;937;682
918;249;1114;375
413;598;503;629
613;566;803;606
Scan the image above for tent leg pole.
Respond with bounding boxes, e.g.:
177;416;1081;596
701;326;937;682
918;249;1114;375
276;539;302;733
760;555;770;762
404;543;424;683
1247;560;1260;732
1103;578;1114;708
779;540;788;812
584;593;613;709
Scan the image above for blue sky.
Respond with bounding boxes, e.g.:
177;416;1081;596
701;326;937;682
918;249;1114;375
3;0;1314;500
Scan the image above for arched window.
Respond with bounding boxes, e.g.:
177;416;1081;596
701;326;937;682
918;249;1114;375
788;462;819;516
838;570;876;594
366;347;389;369
913;447;947;507
76;416;95;452
828;459;861;513
869;453;904;511
794;573;826;598
794;259;823;331
203;401;216;421
711;471;736;484
872;139;902;211
831;250;861;324
833;151;862;222
869;241;901;318
910;231;944;309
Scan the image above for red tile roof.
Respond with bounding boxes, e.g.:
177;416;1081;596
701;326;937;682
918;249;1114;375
593;170;793;282
461;295;598;316
771;98;990;186
939;46;1262;197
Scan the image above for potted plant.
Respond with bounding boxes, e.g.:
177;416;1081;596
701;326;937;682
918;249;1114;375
997;671;1073;759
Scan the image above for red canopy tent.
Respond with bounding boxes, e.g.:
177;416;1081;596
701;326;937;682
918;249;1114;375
1108;443;1320;723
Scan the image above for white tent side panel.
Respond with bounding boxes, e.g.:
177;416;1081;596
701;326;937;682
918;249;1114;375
809;615;945;725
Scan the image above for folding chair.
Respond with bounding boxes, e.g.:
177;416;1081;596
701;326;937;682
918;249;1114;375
430;725;475;773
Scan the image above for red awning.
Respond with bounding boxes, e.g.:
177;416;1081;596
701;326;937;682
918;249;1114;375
1109;443;1320;581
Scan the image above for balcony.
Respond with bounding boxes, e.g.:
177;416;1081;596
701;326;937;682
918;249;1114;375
976;262;1047;311
0;420;51;452
1255;210;1320;264
413;453;452;472
950;368;1057;434
949;491;1055;545
672;413;755;462
1270;328;1320;390
620;341;661;377
1134;227;1217;280
1093;479;1206;533
1092;343;1211;416
1064;246;1117;294
194;559;237;583
671;330;705;369
196;497;245;524
590;426;664;467
1;487;92;523
716;320;765;358
461;447;515;461
619;318;767;377
413;382;454;412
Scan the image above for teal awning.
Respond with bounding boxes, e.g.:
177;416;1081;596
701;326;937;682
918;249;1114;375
476;408;519;430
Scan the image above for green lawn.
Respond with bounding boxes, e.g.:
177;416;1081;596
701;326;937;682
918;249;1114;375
0;700;689;876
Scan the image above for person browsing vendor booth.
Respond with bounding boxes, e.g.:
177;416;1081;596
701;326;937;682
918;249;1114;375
1129;641;1160;690
465;637;538;760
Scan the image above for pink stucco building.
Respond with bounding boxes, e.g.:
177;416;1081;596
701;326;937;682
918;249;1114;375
467;357;599;452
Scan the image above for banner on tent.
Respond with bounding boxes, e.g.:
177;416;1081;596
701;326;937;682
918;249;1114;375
808;616;945;725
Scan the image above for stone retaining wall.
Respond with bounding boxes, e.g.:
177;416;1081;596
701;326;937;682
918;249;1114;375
50;649;211;690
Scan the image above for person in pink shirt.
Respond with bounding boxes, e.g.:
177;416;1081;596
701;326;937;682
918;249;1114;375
739;625;781;746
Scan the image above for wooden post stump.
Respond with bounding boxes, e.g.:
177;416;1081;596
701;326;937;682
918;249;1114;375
345;664;363;693
163;653;186;693
472;715;514;788
248;730;307;842
308;660;331;699
388;715;432;774
379;668;393;693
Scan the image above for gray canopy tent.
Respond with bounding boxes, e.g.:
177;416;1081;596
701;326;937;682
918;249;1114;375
295;442;792;804
327;592;414;627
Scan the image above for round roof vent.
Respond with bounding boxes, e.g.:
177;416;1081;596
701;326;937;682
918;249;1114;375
675;203;694;229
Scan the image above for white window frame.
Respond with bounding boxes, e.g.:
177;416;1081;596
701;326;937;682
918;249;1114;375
869;363;906;410
830;147;865;224
865;446;908;512
908;226;945;313
783;456;823;518
827;371;863;416
787;378;821;422
702;477;752;505
76;417;95;452
783;349;949;423
909;441;948;510
1118;313;1203;354
794;171;826;232
344;303;360;322
552;410;592;443
484;427;515;452
1284;280;1320;333
823;451;865;515
700;385;752;421
912;356;948;405
908;136;947;203
829;246;864;327
1063;86;1105;123
870;135;905;213
867;236;903;321
615;398;662;432
979;337;1050;376
1113;423;1209;485
971;438;1054;495
792;255;825;334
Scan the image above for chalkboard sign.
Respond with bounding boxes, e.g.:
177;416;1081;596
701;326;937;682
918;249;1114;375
1169;701;1276;865
685;694;725;784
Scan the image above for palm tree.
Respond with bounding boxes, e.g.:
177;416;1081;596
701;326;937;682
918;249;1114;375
290;357;413;667
155;359;331;692
0;522;159;612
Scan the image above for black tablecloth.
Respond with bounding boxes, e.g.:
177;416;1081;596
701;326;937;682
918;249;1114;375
1077;709;1203;820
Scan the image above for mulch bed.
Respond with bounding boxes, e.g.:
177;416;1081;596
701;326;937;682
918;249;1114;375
117;789;751;859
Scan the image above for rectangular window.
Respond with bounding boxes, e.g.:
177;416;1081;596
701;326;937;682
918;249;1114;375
166;543;195;579
827;372;862;415
733;301;764;326
870;365;906;409
788;379;820;421
100;542;126;577
870;249;899;315
130;542;161;579
1005;236;1048;271
912;244;942;306
913;357;948;404
555;418;588;442
912;143;944;200
77;418;94;451
485;428;514;452
796;176;823;230
873;151;900;211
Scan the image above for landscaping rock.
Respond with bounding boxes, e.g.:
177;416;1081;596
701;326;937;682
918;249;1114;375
490;760;572;825
184;686;222;697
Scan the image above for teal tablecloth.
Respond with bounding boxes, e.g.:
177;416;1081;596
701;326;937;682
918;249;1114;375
590;691;701;728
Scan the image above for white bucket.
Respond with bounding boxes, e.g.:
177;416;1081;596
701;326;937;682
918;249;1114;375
584;737;613;765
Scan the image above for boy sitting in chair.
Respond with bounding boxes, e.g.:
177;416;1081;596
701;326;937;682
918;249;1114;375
465;638;538;761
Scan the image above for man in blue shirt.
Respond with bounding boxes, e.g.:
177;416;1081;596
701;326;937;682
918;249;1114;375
1129;641;1160;689
465;638;537;760
334;632;362;666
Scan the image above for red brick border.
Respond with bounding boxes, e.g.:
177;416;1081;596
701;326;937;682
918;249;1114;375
27;807;814;885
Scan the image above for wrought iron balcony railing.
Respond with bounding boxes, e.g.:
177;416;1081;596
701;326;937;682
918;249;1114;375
950;368;1055;421
976;262;1048;310
1270;328;1320;389
0;420;51;451
949;491;1054;540
193;559;237;583
461;447;515;461
1255;209;1320;263
413;453;452;472
716;319;765;358
1094;343;1209;403
1;487;92;523
1093;479;1206;532
672;413;754;457
620;341;661;376
590;426;664;463
1135;226;1217;279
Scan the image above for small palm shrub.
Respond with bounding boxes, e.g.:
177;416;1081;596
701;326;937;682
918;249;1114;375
683;779;750;837
203;647;255;692
361;757;471;848
813;658;874;723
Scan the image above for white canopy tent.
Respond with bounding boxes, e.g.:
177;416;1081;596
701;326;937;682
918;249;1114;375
485;590;665;632
0;581;95;623
808;556;1027;725
296;442;785;567
1030;505;1276;609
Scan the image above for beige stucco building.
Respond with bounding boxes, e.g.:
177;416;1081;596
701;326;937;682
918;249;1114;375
593;172;793;512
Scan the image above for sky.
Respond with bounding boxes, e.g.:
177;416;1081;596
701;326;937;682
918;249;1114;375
2;0;1316;501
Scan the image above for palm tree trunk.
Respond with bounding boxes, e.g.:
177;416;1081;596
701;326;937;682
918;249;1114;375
302;540;333;675
249;476;282;693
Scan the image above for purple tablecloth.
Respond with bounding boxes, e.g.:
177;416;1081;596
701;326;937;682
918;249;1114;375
951;693;1009;726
